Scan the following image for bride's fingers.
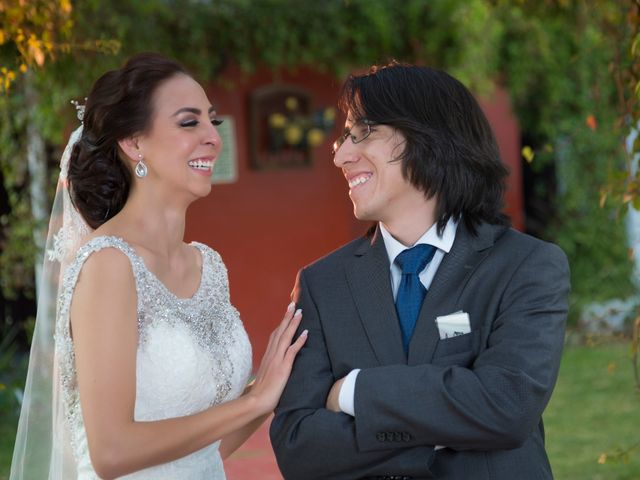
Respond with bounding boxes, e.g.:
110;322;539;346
258;304;303;373
284;329;308;363
256;304;301;376
279;302;298;331
275;309;302;351
269;302;296;343
265;303;296;351
280;302;296;324
273;306;301;343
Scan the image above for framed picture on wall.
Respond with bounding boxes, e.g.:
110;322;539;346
211;115;237;184
249;84;334;170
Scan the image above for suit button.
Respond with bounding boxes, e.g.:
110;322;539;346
376;432;386;442
402;432;412;442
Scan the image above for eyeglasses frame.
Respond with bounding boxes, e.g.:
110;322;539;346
331;118;377;155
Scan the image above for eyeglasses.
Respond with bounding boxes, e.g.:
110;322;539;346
331;119;376;155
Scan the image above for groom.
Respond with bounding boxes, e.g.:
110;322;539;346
270;63;569;479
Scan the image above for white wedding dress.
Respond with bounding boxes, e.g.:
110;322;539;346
54;236;252;479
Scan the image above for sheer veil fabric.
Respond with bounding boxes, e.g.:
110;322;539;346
10;120;90;479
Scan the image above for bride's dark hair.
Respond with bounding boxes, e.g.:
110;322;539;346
67;53;189;229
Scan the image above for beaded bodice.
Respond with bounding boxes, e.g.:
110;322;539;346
54;236;252;479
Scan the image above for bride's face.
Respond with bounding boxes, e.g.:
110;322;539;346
136;73;222;200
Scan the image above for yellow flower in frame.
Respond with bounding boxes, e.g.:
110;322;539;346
307;128;325;147
285;96;299;111
269;113;287;129
284;124;303;145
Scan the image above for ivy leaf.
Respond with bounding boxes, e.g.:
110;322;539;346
633;134;640;155
599;189;608;208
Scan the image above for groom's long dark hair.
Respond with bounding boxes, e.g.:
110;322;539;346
338;62;510;237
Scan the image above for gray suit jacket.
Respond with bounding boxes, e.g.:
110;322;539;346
271;222;569;479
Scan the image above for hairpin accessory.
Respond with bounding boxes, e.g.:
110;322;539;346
70;98;87;122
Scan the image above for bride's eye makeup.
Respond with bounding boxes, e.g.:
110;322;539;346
173;106;222;127
179;118;199;127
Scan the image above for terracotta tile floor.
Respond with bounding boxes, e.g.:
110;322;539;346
224;417;284;480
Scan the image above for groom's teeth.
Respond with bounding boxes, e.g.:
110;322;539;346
348;174;372;188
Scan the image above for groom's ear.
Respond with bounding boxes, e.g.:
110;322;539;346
117;136;142;166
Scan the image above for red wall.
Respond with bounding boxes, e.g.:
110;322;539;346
185;66;522;365
480;89;524;231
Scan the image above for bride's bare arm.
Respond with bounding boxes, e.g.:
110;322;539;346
219;305;307;460
218;384;269;459
71;249;306;479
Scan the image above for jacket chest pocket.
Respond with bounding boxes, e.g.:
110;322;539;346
432;329;481;367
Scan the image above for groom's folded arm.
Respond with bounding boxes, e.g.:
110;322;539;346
270;269;434;480
350;243;569;453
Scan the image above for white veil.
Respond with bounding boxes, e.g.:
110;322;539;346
9;104;92;479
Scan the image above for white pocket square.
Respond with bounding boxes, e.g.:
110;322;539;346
435;311;471;339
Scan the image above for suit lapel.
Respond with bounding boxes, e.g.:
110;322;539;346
345;229;406;366
407;222;503;365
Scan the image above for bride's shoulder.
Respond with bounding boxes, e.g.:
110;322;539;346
76;234;135;259
188;241;227;269
189;240;219;257
60;236;137;307
68;234;137;281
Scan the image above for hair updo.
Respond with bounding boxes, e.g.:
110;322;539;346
67;53;189;229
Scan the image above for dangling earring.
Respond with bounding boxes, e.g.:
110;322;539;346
135;153;147;178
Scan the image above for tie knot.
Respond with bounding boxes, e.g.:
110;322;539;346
395;244;436;275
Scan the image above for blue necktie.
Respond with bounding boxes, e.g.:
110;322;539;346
395;244;437;353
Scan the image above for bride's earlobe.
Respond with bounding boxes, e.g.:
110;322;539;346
117;137;141;162
117;137;145;174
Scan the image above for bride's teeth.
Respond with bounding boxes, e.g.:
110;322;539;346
188;159;213;170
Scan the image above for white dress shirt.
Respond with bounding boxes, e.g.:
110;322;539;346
338;218;459;416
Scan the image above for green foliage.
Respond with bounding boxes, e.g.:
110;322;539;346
495;1;635;319
0;2;638;471
0;92;36;299
0;0;503;307
0;0;74;91
0;0;636;327
0;321;28;478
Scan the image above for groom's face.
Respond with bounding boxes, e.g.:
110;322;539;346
333;114;425;225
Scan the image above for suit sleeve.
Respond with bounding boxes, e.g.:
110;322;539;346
270;269;434;480
352;241;570;452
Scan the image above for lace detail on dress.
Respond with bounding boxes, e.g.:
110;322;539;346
54;236;252;479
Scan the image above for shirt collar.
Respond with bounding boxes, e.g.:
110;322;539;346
379;218;458;265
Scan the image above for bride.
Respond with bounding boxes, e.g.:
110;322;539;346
9;53;307;479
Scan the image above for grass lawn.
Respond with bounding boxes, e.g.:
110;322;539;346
0;340;638;479
546;338;640;479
